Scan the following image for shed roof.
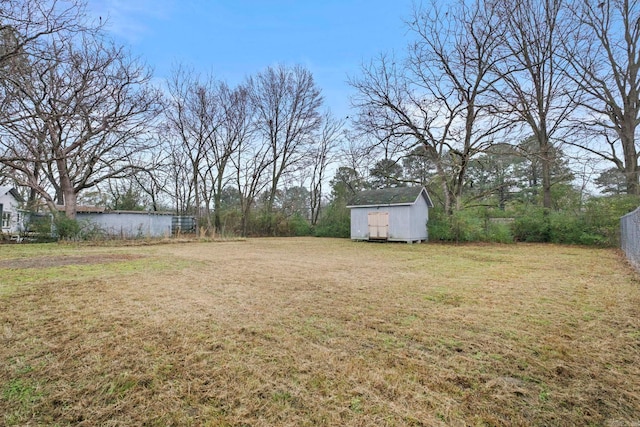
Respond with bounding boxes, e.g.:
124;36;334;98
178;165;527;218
347;186;433;208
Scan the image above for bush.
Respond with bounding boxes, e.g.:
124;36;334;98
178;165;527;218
512;207;550;242
25;214;56;242
78;220;107;241
218;208;243;236
448;210;482;242
234;210;314;237
485;221;514;244
428;208;513;243
512;208;591;244
548;212;584;244
53;215;81;240
314;202;350;238
582;195;639;246
510;195;639;246
288;213;312;236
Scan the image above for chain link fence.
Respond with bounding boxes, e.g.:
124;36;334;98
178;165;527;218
621;207;640;270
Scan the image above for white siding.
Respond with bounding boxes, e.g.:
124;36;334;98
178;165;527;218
409;197;429;241
350;200;428;242
77;212;172;238
351;207;377;240
0;188;23;234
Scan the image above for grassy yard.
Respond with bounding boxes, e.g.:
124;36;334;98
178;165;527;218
0;238;639;426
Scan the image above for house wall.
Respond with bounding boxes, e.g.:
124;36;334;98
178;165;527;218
77;212;172;238
0;192;23;234
350;202;428;242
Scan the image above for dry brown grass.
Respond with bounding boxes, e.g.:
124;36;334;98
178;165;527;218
1;238;639;426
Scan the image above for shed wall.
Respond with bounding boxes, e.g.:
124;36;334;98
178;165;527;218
389;205;411;240
350;207;371;240
409;199;429;241
77;212;172;238
350;201;428;242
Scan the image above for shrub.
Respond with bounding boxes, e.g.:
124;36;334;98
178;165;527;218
512;207;550;242
25;214;56;242
429;208;513;243
548;211;583;244
448;210;483;242
582;195;639;246
256;211;278;236
53;215;81;240
218;208;243;236
314;202;350;238
510;196;639;246
78;220;107;241
484;221;514;244
289;213;313;236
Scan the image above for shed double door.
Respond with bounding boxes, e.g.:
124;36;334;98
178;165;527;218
368;211;389;240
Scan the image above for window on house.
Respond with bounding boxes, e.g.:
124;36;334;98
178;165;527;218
2;212;10;228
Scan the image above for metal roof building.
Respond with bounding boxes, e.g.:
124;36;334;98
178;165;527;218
56;206;174;238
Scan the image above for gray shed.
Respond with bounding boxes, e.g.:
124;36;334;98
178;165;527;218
347;186;434;243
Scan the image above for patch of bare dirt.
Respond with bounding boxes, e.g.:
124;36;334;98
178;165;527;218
0;254;144;269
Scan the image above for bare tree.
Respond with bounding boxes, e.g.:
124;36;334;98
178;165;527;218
164;68;252;235
0;0;92;66
130;146;171;212
0;0;97;205
0;35;162;218
563;0;640;195
492;0;576;209
164;67;219;234
247;64;323;221
208;82;252;233
350;0;507;214
232;134;271;236
308;112;343;225
162;137;195;216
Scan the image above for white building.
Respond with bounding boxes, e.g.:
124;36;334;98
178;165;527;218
0;186;25;235
65;206;174;238
347;186;434;243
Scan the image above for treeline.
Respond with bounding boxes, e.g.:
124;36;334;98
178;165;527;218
1;0;640;244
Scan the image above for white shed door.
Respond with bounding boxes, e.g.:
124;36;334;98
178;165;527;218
368;212;389;240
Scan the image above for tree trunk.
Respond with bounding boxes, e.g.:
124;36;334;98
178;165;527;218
193;172;200;237
539;132;552;241
214;177;223;234
241;204;251;237
433;157;453;215
537;119;553;210
55;157;77;219
541;147;553;210
621;133;639;195
63;191;77;219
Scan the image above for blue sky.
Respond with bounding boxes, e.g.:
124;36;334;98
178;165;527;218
85;0;414;118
